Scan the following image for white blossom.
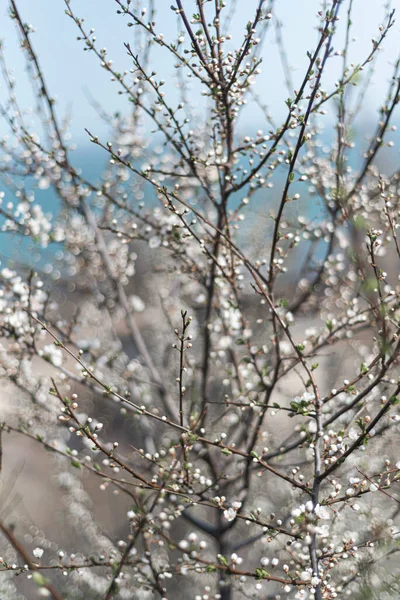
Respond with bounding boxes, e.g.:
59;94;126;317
223;508;237;522
33;547;44;559
42;344;63;367
314;504;330;520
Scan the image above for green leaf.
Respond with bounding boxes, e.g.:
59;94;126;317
222;448;232;456
32;572;48;587
206;565;217;573
255;567;270;579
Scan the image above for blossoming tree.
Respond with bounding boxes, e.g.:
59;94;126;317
0;1;400;599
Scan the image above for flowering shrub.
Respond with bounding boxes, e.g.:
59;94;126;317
0;1;400;599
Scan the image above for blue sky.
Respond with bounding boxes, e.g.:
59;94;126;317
1;0;400;143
